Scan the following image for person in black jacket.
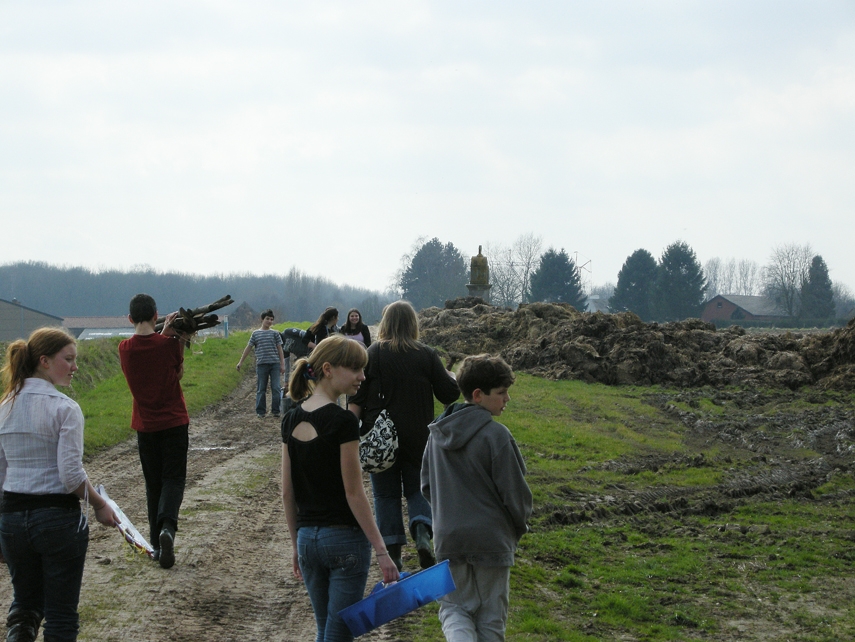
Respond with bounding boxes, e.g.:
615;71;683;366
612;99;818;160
303;307;339;351
349;301;459;571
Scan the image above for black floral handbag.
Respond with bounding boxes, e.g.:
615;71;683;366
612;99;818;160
359;348;399;473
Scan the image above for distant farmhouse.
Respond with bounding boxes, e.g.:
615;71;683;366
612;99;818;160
700;295;785;324
62;316;133;340
0;299;134;342
229;302;258;329
0;298;64;342
586;295;609;314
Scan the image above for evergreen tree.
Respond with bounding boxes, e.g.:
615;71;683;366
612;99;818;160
527;248;587;310
399;238;468;310
652;241;707;322
800;255;835;319
609;249;658;321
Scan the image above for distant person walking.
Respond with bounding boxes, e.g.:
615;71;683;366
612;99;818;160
236;310;286;418
119;294;190;570
339;308;371;347
0;328;118;642
303;307;339;352
349;300;460;572
281;335;398;641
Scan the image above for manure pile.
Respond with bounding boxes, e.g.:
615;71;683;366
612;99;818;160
419;298;855;389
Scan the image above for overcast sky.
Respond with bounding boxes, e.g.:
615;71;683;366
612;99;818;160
2;1;853;295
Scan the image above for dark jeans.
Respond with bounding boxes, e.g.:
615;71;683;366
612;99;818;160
370;460;432;546
297;526;371;642
256;363;282;416
137;424;189;545
0;507;88;641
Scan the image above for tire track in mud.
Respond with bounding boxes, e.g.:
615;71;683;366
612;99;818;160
540;393;855;528
0;374;414;641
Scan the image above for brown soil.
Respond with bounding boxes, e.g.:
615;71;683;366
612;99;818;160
421;299;855;390
0;374;416;642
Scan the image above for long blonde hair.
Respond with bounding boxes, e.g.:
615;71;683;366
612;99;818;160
288;334;368;401
377;300;420;352
1;327;75;402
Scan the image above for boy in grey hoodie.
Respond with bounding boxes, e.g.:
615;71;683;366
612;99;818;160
421;354;532;641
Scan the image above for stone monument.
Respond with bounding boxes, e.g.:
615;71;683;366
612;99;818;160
466;246;492;302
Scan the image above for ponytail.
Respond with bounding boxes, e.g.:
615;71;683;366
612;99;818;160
288;357;314;402
287;335;368;402
1;340;32;402
1;327;75;403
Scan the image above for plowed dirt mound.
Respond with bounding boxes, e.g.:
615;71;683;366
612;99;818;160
419;299;855;390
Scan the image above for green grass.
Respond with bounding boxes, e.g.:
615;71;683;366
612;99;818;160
410;376;855;641
67;331;255;455
13;334;854;640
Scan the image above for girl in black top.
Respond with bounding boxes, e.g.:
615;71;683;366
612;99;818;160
303;307;339;351
281;335;398;641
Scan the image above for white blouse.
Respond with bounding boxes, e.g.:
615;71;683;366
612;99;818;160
0;377;88;495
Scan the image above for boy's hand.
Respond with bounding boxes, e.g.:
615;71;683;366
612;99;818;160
161;312;180;336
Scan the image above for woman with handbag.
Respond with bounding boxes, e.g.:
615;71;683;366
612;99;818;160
348;301;459;572
281;335;398;642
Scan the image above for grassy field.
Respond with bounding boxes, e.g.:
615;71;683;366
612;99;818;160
5;330;853;640
409;376;855;641
64;332;249;453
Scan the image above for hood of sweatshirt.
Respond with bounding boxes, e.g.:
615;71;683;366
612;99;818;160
429;402;494;451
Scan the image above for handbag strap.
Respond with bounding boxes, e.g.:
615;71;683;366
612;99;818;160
375;344;385;404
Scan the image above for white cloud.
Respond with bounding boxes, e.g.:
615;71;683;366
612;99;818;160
1;1;854;297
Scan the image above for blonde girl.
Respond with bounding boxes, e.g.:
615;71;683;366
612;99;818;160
281;334;398;642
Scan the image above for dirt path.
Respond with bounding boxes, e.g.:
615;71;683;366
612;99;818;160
1;375;413;641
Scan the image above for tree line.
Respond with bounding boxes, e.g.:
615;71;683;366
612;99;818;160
397;235;588;311
0;262;396;323
396;237;855;323
5;240;852;327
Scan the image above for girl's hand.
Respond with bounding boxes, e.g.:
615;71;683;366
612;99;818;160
94;503;119;527
292;550;303;581
378;553;400;584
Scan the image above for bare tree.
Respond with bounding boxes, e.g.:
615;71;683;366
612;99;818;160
481;234;543;307
391;236;428;296
832;281;855;318
590;282;616;300
763;243;814;316
704;257;751;297
482;242;518;308
513;233;543;303
703;257;722;297
721;258;737;295
735;259;762;295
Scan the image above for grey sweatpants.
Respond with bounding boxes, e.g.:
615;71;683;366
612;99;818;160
439;563;511;642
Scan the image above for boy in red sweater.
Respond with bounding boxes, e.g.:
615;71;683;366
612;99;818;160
119;294;190;569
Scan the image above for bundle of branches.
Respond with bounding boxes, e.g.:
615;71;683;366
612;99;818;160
154;294;235;335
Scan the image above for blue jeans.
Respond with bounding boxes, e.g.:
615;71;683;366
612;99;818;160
137;425;188;545
371;461;432;546
297;526;371;642
0;507;88;641
256;363;281;416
